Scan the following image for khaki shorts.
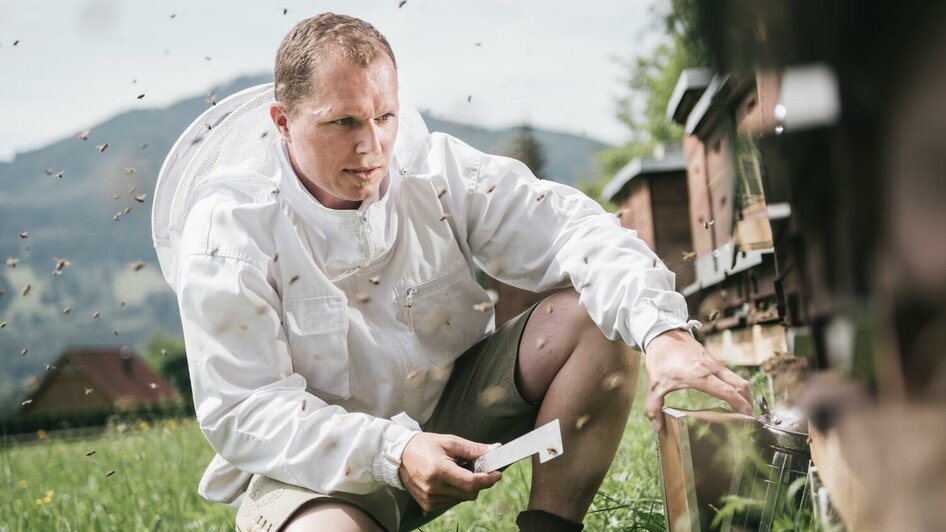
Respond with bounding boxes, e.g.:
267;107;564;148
235;301;543;532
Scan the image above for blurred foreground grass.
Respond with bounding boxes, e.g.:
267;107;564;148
0;365;757;531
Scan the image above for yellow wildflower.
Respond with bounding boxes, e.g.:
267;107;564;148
138;421;150;432
18;480;27;489
165;419;178;430
36;429;47;441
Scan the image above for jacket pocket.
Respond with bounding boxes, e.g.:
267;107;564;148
394;264;493;367
282;295;351;400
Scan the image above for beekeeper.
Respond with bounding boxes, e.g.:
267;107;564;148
151;12;753;532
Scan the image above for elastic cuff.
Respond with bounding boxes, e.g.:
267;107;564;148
371;413;422;490
642;319;704;351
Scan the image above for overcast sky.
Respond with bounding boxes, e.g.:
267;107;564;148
0;0;664;162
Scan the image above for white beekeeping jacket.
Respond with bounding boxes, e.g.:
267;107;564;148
151;83;696;508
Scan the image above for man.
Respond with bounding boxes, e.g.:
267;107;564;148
152;13;753;532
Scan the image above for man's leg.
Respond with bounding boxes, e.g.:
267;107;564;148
281;501;384;532
516;288;639;523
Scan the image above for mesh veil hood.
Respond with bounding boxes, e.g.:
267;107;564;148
151;82;431;291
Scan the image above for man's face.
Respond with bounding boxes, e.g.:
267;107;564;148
271;49;399;210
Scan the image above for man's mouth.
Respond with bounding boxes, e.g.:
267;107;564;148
344;166;381;180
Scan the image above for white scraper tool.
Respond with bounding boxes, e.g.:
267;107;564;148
460;419;563;474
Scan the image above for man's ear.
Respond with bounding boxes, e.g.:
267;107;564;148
270;102;292;143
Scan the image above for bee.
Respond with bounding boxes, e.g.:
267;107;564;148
76;130;90;141
137;94;145;100
602;373;625;391
131;260;146;271
368;275;380;285
575;414;590;430
478;386;506;408
97;143;109;153
85;450;96;456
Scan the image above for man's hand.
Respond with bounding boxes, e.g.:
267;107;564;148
643;328;754;432
398;433;502;513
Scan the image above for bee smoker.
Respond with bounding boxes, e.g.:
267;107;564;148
721;397;812;531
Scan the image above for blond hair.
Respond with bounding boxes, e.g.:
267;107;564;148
274;13;397;116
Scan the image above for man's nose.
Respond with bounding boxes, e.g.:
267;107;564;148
355;123;383;155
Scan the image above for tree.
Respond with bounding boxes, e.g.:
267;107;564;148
144;332;194;414
579;0;707;205
503;124;547;180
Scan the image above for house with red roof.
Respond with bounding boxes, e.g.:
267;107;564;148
16;346;182;416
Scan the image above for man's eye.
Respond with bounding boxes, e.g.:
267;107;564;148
377;113;395;122
334;117;354;126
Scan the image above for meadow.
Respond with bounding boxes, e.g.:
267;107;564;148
0;368;763;531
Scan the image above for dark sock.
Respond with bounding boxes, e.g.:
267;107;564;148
516;509;584;532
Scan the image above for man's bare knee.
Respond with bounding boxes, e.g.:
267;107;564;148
281;500;383;532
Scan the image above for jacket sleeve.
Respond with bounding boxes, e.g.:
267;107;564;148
176;200;419;495
437;134;699;351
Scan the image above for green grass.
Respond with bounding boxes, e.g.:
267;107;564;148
0;366;780;531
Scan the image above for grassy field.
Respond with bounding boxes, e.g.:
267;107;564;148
0;367;768;531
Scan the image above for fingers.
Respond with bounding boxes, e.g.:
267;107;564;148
413;466;501;512
713;365;754;413
441;435;499;460
690;374;754;416
644;382;667;433
446;465;501;492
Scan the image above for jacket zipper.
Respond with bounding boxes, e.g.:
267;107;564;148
403;287;417;330
399;265;466;332
360;211;372;267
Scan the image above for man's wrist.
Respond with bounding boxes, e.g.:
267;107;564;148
644;325;700;357
372;416;422;490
